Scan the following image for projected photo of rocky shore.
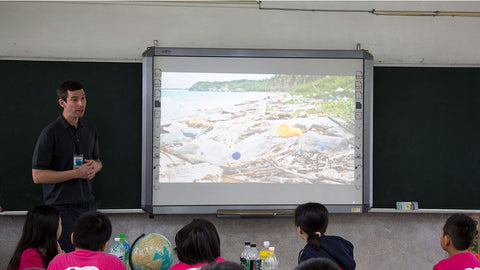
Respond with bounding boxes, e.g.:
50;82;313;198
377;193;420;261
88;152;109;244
157;72;356;185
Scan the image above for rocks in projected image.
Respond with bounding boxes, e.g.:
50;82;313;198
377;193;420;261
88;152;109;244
162;163;224;183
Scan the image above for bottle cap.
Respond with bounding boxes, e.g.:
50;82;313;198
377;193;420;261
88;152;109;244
119;234;125;239
251;243;256;247
264;241;270;246
269;247;275;252
245;241;251;245
115;237;120;241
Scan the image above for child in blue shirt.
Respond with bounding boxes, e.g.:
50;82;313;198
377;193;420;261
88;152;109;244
295;202;355;270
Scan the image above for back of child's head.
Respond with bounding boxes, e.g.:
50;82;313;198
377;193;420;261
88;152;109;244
175;218;221;265
201;261;243;270
73;210;112;251
22;205;60;248
443;213;478;251
8;205;60;270
295;202;329;250
294;258;341;270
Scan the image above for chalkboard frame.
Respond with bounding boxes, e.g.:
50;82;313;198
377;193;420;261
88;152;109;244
141;47;374;214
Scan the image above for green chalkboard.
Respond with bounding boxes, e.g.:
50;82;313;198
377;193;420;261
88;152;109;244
0;60;142;211
373;67;480;210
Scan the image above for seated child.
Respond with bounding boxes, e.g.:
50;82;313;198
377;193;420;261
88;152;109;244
47;210;126;270
433;213;480;270
7;205;62;270
294;258;341;270
295;202;356;270
170;218;225;270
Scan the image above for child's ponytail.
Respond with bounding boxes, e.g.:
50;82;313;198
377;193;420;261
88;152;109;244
307;232;323;250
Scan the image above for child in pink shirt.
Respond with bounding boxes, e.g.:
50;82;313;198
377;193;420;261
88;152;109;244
8;205;62;270
433;213;480;270
48;210;126;270
170;219;225;270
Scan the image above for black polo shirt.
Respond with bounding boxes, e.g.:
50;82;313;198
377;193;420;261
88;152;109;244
32;115;100;205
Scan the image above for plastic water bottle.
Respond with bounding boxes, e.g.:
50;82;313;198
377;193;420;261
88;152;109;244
119;234;131;269
259;241;270;260
263;247;279;270
296;132;349;153
109;237;125;263
232;134;268;161
199;141;231;165
247;243;261;270
259;241;270;269
240;241;251;270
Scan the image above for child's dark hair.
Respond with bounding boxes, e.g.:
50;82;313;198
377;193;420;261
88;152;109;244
443;213;478;250
175;218;221;265
295;202;329;250
294;258;341;270
73;210;112;251
201;261;243;270
7;205;60;270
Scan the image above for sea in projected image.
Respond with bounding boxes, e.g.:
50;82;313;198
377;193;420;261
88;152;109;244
160;90;278;125
157;72;356;185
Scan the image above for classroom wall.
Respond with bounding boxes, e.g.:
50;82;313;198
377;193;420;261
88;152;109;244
0;212;456;270
1;1;480;270
1;1;480;64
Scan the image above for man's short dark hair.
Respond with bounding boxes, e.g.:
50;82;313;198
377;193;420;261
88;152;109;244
73;210;112;251
57;81;84;101
443;213;478;250
175;218;221;265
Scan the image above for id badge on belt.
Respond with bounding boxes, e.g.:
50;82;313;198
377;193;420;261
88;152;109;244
73;154;84;169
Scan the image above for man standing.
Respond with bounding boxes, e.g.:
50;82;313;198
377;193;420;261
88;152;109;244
32;81;102;252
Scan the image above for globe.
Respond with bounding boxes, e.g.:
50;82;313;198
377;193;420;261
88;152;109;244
130;233;174;270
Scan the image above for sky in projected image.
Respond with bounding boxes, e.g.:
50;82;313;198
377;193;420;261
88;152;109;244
161;72;275;89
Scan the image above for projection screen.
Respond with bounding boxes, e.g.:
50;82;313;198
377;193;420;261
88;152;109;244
142;48;373;214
